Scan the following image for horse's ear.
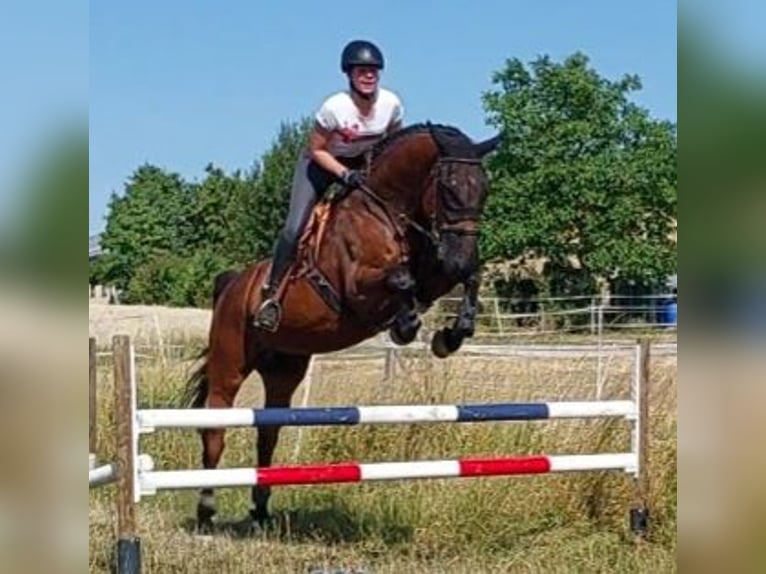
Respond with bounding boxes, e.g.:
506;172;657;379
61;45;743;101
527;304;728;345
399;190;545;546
474;134;502;157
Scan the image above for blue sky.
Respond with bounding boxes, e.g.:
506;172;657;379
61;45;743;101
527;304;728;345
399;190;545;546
89;0;677;235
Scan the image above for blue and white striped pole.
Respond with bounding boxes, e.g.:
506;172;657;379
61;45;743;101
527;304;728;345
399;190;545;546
137;400;635;433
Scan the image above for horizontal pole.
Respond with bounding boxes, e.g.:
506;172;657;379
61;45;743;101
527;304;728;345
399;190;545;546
137;401;635;432
140;453;636;495
88;455;153;489
89;463;117;487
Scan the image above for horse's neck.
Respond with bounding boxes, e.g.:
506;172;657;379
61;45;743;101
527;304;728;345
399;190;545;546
367;140;437;216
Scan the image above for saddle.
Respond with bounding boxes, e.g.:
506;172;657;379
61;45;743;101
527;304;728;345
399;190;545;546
269;197;344;316
261;152;373;319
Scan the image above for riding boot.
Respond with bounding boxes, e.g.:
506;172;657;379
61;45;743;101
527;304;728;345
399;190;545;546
254;235;295;331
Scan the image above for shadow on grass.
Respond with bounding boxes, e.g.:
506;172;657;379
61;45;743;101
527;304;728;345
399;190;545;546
178;503;414;546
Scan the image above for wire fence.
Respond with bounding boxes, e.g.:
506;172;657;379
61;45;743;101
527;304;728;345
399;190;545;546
427;293;677;337
89;293;678;359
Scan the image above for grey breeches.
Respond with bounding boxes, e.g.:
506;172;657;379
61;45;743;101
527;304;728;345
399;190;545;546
279;154;364;245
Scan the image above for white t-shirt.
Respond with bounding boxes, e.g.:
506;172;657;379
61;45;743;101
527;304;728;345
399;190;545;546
315;88;404;157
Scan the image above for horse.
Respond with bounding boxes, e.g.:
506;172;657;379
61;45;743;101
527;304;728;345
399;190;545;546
183;122;501;531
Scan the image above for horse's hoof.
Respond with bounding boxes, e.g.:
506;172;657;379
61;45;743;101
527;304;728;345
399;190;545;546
196;502;216;534
196;517;214;535
389;327;407;346
249;508;274;531
431;328;463;358
390;319;420;346
431;330;450;358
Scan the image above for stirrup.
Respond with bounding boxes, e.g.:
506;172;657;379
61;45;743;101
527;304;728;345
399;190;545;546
253;298;282;332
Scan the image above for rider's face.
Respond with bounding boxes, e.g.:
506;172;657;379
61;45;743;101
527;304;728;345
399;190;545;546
350;66;379;95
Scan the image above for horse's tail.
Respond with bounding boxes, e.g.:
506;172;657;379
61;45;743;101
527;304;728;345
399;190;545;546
183;347;210;408
213;269;241;303
181;268;241;409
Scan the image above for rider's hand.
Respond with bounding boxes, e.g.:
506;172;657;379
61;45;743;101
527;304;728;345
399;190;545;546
340;169;365;189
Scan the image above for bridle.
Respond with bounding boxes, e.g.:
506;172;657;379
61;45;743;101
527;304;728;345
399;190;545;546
357;155;485;249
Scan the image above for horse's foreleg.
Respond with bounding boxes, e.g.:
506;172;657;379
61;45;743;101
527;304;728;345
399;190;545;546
454;272;481;337
251;353;311;527
432;272;481;358
386;267;422;345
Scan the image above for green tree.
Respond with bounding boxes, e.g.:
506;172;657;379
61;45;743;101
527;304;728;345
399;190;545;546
250;118;313;261
480;53;677;297
126;249;232;307
93;118;312;307
94;164;192;298
185;162;257;266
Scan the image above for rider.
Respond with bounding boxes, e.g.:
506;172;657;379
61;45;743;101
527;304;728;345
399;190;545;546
254;39;405;331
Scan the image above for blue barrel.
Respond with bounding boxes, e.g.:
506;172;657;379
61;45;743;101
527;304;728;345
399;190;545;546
660;301;677;327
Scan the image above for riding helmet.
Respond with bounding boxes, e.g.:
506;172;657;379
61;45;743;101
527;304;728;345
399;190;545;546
341;40;385;73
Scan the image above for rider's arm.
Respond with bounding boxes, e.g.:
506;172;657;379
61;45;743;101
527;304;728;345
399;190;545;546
307;124;350;179
387;96;404;134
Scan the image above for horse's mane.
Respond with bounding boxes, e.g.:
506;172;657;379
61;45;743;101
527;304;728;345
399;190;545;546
370;122;472;164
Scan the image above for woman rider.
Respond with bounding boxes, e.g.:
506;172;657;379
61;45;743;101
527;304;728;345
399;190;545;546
254;39;404;331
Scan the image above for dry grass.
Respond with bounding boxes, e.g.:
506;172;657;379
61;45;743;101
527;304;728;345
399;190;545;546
89;345;676;573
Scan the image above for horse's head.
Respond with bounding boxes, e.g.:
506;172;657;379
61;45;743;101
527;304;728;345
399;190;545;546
423;126;501;281
366;123;500;283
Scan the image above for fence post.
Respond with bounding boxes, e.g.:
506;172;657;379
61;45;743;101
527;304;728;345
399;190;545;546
114;335;141;574
590;298;596;335
493;298;504;335
630;338;651;538
597;303;604;344
89;337;97;469
384;348;396;381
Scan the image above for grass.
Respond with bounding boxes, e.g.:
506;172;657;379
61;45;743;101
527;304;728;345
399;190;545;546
89;343;676;573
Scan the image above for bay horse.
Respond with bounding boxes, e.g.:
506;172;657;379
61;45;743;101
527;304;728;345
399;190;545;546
184;122;501;530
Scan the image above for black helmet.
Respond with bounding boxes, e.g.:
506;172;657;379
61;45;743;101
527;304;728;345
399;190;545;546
341;40;384;73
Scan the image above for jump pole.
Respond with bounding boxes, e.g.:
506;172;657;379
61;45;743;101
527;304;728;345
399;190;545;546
106;333;651;573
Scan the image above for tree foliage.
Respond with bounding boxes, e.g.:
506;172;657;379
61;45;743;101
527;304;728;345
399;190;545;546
185;163;258;266
250;118;313;259
93;118;311;306
480;53;677;296
92;53;677;308
94;165;192;299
